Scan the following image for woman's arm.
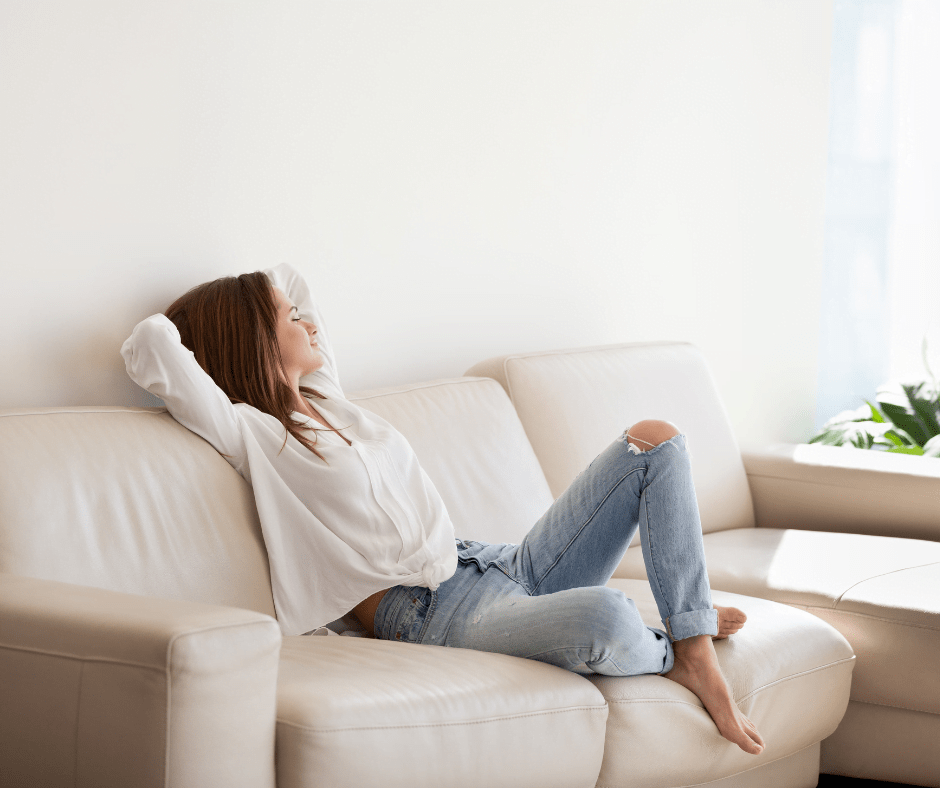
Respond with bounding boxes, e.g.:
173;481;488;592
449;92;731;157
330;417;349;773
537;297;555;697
264;263;343;396
121;314;248;474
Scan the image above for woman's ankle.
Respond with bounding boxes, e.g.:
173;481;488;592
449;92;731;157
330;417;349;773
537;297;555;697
671;634;714;662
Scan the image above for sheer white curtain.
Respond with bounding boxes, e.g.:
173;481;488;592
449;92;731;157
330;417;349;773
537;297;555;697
886;0;940;387
816;0;939;430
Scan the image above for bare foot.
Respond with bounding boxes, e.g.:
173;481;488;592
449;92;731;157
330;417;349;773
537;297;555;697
662;635;765;755
713;605;747;640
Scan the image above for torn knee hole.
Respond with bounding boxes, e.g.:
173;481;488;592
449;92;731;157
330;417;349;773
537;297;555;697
623;430;657;451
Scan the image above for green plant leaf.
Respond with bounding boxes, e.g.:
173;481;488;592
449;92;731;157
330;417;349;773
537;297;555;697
808;419;898;449
808;403;873;444
877;383;929;447
865;400;886;423
883;430;905;447
814;337;940;458
870;422;918;448
922;434;940;458
887;445;926;455
902;381;940;440
823;403;878;427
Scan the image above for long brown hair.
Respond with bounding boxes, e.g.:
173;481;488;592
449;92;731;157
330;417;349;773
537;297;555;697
165;271;351;462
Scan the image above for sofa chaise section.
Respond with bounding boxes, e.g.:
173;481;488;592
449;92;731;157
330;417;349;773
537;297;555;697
619;455;940;786
594;580;853;788
467;341;939;787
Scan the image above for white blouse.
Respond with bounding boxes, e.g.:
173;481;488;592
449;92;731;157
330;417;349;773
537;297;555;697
121;263;458;636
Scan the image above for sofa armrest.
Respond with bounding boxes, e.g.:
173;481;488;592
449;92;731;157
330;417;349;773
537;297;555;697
742;443;940;542
0;573;281;788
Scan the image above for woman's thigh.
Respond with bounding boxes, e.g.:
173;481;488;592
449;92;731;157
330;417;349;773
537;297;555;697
441;569;672;677
497;432;685;595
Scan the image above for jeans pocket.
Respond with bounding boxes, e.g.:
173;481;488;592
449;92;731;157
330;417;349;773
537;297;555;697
385;586;433;644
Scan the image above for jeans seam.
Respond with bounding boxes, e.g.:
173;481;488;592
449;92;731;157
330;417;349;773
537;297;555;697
643;480;675;632
376;588;401;641
530;467;645;595
520;644;631;675
415;589;438;644
491;561;534;594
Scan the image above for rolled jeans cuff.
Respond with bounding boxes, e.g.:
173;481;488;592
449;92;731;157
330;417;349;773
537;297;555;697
664;608;719;642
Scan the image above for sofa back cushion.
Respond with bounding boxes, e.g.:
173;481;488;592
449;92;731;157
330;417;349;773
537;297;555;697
0;407;277;616
465;342;755;536
349;377;555;545
0;378;554;611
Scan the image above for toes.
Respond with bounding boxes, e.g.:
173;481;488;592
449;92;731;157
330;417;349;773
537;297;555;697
737;726;764;753
742;716;766;748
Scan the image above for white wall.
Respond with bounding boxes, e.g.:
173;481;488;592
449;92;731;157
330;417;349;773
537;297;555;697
0;1;833;451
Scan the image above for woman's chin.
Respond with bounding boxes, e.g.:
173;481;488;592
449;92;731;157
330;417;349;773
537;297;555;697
304;359;325;377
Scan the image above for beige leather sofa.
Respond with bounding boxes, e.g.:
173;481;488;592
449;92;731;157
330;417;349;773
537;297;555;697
1;340;928;788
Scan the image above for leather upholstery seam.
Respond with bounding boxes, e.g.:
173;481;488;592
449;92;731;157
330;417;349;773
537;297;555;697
805;604;940;632
605;657;854;708
276;704;608;734
499;341;689;365
735;656;856;703
745;470;939;492
0;407;165;419
73;661;84;787
0;642;166;672
502;358;516;404
849;697;940;716
0;617;276;671
349;376;496;401
832;561;940;608
606;698;705;710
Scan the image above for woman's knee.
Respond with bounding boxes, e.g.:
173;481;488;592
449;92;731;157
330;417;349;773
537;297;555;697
625;419;679;451
577;587;646;642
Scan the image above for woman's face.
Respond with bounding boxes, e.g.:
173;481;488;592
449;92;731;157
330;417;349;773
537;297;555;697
271;286;323;382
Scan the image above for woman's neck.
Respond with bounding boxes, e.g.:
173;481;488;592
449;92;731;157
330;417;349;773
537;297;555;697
292;391;313;416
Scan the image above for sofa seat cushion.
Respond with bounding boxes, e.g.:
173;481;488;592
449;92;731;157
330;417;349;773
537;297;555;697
275;635;609;788
618;528;940;715
594;580;854;788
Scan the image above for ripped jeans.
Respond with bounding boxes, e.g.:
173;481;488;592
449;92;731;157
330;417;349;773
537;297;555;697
373;432;718;676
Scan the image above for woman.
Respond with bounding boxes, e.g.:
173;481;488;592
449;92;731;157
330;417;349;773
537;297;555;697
121;263;764;755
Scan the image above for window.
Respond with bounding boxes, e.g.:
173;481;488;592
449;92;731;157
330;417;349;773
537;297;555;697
816;0;940;429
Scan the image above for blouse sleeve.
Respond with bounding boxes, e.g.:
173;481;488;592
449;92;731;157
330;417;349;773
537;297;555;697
264;263;343;397
121;314;248;475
